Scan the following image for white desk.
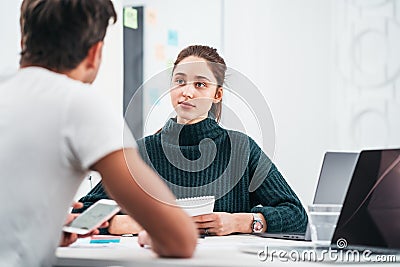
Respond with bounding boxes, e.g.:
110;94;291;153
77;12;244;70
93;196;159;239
55;235;399;267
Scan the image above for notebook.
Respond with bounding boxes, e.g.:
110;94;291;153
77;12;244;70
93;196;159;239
176;196;215;217
256;151;359;241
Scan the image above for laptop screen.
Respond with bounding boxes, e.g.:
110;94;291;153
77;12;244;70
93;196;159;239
313;152;358;205
332;149;400;249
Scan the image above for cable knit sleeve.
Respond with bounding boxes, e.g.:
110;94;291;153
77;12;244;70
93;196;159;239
247;138;308;233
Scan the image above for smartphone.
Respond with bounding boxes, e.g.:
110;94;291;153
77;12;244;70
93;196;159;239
63;199;120;235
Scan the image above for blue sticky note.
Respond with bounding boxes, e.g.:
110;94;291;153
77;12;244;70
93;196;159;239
90;239;120;244
168;30;178;46
90;235;121;244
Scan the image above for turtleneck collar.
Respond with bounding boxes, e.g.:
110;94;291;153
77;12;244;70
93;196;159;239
160;117;225;146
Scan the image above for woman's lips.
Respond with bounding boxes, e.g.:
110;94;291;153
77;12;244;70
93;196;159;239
178;101;195;108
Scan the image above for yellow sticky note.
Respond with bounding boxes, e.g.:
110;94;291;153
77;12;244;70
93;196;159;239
124;7;138;29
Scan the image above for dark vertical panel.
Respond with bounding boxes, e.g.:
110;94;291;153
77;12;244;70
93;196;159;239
123;6;143;139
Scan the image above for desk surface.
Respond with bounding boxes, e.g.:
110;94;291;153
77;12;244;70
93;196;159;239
55;234;399;267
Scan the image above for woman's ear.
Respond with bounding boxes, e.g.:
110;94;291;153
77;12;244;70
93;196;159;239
214;86;223;103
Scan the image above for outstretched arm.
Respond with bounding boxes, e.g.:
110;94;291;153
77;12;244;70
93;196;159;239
91;148;197;258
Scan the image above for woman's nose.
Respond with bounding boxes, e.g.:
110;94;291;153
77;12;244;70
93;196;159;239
181;82;194;98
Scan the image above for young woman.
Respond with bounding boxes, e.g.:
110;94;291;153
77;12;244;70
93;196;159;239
75;45;308;236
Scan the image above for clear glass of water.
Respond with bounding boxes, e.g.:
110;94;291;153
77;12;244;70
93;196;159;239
308;204;342;246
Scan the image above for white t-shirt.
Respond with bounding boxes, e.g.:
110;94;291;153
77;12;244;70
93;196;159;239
0;67;136;267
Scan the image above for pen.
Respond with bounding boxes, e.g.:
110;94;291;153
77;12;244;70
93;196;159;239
121;234;135;237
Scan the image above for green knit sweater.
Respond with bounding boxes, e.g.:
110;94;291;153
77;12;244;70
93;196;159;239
75;118;307;233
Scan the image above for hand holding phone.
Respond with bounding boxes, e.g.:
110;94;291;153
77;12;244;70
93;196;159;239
63;199;120;235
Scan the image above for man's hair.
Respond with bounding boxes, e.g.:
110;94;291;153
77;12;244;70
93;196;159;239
20;0;117;72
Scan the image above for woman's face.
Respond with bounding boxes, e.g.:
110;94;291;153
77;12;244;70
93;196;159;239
170;56;223;124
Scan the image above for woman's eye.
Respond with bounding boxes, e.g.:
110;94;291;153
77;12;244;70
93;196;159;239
175;79;185;85
194;82;206;88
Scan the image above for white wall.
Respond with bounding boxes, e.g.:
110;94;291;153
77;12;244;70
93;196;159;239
223;0;335;205
0;0;22;77
331;0;400;151
91;0;125;113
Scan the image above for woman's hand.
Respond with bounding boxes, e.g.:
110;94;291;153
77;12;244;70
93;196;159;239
59;202;109;247
108;215;143;235
192;212;253;236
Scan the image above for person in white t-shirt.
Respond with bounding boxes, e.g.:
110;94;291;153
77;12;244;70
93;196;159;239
0;1;197;266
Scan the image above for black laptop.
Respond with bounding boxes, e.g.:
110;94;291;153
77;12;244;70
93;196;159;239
331;148;400;252
257;151;359;241
246;149;400;258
